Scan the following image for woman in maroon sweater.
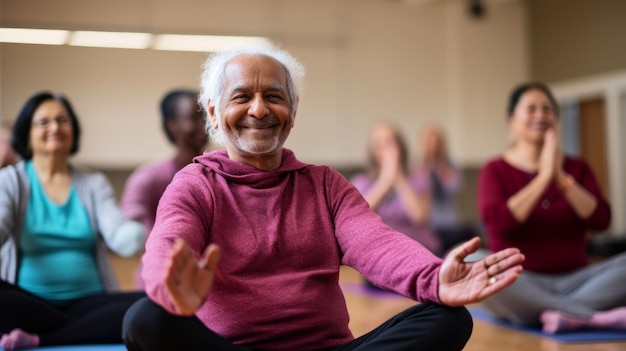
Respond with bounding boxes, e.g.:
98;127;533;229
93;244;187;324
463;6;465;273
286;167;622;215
478;82;626;334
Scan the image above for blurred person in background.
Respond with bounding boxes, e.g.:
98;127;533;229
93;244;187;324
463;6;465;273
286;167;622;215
0;91;146;350
412;124;478;254
352;122;442;257
121;89;209;290
478;82;626;334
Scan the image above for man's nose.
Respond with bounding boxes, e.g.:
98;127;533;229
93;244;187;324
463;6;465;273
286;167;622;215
248;94;269;119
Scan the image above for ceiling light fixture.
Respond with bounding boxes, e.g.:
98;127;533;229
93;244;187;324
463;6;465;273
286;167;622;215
153;34;271;52
69;31;153;49
0;27;270;52
0;28;69;45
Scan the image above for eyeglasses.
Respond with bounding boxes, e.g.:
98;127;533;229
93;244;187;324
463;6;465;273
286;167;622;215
32;116;72;129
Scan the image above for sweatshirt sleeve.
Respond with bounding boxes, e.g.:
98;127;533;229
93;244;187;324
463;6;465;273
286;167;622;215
477;160;522;240
142;168;212;315
329;170;443;304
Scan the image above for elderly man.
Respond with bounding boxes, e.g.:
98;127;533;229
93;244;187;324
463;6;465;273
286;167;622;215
122;45;524;351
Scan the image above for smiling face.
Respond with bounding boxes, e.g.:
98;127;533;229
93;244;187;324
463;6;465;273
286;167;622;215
29;100;74;158
509;88;557;144
208;54;296;166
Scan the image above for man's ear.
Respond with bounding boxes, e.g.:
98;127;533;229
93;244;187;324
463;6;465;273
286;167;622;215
208;100;219;129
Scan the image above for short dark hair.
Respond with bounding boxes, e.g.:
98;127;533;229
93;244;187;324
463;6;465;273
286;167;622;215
507;81;560;118
11;91;81;160
160;89;199;144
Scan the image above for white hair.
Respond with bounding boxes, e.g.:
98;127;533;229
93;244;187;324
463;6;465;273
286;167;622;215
198;43;305;145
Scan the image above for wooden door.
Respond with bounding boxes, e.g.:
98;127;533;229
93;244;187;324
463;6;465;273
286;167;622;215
578;97;609;195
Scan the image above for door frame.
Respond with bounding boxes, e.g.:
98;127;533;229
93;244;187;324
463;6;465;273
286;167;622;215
550;69;626;234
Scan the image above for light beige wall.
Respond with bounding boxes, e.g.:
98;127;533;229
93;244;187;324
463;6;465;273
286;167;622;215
529;0;626;83
1;45;208;167
0;0;528;169
442;0;528;165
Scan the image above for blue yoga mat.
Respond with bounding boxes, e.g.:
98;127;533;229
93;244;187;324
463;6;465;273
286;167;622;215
470;307;626;343
0;345;125;351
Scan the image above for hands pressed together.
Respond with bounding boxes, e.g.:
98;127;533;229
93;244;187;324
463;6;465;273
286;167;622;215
379;144;402;186
538;128;566;184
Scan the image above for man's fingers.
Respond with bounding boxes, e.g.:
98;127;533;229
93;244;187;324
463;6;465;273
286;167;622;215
169;238;195;271
481;267;522;298
449;236;481;261
168;239;221;278
484;250;524;278
484;248;523;266
199;244;221;271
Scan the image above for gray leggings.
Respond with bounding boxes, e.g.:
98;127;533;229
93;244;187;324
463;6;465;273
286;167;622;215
472;250;626;326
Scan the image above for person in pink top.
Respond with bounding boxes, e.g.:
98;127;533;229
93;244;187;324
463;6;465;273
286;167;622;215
478;81;626;334
121;44;525;351
120;89;209;289
412;125;478;254
351;122;442;256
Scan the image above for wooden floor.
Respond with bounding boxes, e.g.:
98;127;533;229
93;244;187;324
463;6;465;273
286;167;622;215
109;254;626;351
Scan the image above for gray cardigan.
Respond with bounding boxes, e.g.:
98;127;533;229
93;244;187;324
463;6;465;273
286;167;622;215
0;161;146;291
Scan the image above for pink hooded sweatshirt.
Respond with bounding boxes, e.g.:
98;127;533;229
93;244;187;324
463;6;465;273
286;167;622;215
142;148;443;351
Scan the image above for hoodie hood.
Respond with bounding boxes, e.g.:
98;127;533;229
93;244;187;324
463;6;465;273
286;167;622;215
193;148;310;186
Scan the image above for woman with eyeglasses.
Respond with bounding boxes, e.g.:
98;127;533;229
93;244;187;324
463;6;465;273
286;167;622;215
0;91;146;350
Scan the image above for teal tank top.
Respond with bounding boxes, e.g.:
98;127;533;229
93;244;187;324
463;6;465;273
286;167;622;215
18;161;104;302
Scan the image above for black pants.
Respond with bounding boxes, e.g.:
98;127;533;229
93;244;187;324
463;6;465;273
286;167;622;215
123;297;472;351
0;279;145;346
